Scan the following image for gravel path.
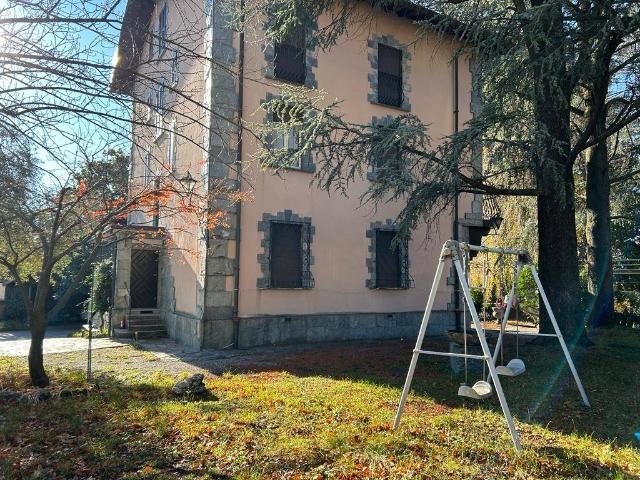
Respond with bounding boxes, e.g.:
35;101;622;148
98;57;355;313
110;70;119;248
0;327;130;357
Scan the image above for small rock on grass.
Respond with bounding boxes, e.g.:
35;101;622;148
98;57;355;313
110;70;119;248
171;373;215;398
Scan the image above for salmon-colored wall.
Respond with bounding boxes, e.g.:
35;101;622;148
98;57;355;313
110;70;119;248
127;2;475;320
237;5;474;317
129;0;208;316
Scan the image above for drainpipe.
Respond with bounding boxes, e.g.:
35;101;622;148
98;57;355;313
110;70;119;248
453;56;461;331
232;0;245;349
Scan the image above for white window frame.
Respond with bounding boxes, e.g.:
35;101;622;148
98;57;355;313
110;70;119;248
167;118;177;172
171;49;179;86
273;113;302;169
155;78;166;139
158;2;168;55
145;88;154;122
143;146;151;186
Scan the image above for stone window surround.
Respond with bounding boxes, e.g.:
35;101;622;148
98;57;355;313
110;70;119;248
263;21;318;89
260;92;316;173
366;220;411;289
366;114;400;182
367;34;412;112
257;210;315;289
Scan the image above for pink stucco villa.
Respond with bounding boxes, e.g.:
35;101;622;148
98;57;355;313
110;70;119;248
109;0;491;350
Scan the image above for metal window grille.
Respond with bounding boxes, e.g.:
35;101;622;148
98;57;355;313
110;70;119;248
274;27;306;84
378;45;402;107
375;229;409;288
270;222;304;288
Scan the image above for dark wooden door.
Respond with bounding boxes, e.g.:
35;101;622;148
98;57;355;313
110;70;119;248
130;249;159;308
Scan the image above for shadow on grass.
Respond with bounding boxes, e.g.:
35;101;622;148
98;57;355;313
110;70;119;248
208;327;640;449
0;371;230;480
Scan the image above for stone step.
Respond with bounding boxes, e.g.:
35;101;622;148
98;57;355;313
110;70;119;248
132;329;167;339
129;323;166;332
128;314;161;320
113;328;133;338
128;317;161;324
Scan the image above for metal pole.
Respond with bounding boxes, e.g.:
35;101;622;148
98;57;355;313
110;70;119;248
459;243;529;256
487;261;521;383
394;246;448;430
454;256;523;452
87;269;95;382
528;264;590;407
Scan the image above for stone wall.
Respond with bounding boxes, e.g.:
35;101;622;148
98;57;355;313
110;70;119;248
236;310;454;349
201;0;240;349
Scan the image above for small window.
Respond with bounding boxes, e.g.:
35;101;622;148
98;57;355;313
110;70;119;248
270;222;303;288
147;27;155;60
272;106;302;169
375;229;403;288
158;3;168;54
378;45;403;107
168;118;177;171
171;49;179;85
156;78;166;113
145;88;154;121
274;26;306;84
143;147;151;186
155;79;166;137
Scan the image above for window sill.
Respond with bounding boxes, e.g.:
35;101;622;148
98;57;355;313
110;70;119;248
265;72;308;87
369;99;410;112
259;287;313;290
370;287;409;291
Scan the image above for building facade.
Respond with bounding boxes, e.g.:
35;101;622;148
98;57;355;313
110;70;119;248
111;0;487;350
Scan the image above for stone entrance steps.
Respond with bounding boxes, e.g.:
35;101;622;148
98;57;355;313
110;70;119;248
114;309;167;339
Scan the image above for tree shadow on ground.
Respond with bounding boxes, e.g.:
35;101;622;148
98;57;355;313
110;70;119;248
209;327;640;450
0;373;231;480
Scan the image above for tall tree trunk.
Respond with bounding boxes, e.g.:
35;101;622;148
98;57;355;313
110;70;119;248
28;311;49;387
536;163;582;340
585;117;615;327
530;1;582;341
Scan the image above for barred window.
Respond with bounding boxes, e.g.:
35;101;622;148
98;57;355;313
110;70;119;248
270;222;304;288
274;26;306;84
369;228;410;289
378;45;402;107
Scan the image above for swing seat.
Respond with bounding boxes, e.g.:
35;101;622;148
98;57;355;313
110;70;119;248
496;359;526;377
458;380;493;400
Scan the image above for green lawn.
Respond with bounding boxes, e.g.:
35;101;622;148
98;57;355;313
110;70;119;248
0;327;638;479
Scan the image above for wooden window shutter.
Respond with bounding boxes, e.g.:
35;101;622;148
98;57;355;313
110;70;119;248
270;222;303;288
375;229;402;288
274;26;307;84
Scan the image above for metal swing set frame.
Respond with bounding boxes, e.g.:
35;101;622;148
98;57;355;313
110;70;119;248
393;240;590;452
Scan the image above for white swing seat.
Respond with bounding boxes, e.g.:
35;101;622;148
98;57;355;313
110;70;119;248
496;359;526;377
458;380;493;400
